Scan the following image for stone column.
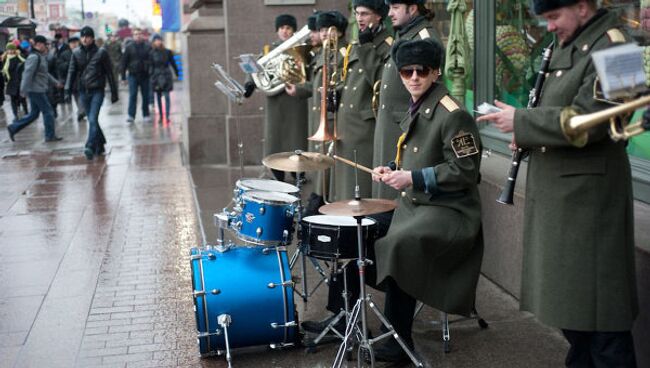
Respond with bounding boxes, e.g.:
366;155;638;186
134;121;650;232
182;0;228;165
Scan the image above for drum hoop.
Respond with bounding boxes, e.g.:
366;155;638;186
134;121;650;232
242;190;299;205
237;178;299;193
236;233;286;246
302;215;376;227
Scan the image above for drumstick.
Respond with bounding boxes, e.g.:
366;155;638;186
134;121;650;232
332;155;384;178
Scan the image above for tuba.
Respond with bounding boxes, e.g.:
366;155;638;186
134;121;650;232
251;25;312;96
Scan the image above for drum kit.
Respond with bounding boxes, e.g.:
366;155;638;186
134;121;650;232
189;150;422;368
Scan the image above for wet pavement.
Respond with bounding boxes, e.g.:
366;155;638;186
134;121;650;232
0;86;569;368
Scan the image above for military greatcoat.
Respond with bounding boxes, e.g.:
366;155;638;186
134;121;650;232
263;40;309;157
333;27;393;200
374;83;483;316
372;16;440;199
513;10;638;331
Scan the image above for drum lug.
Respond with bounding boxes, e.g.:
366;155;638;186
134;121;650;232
285;208;294;218
267;280;294;289
190;254;202;261
193;290;206;298
259;206;266;215
197;330;222;338
270;321;297;329
256;227;263;238
233;221;242;232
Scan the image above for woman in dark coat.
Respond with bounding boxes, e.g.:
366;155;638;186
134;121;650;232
3;43;28;119
149;34;178;122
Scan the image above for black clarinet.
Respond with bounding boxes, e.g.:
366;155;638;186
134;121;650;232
497;42;554;205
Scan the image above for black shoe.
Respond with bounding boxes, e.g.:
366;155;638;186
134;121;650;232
301;314;346;335
7;127;14;142
368;338;412;363
45;136;63;142
77;113;86;122
84;147;94;160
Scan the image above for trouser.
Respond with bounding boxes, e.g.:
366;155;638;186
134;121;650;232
155;90;170;118
10;94;28;118
562;329;637;368
80;89;106;153
73;91;86;116
8;92;56;140
127;74;151;118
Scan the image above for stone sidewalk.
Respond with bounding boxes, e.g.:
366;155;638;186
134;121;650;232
0;87;569;368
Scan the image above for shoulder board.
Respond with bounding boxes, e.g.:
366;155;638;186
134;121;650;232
418;28;430;40
606;28;626;44
263;44;271;56
440;95;460;112
339;47;347;57
385;36;394;46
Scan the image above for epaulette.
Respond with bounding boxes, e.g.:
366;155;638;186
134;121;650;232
606;28;626;44
418;28;430;40
385;36;394;46
339;47;347;57
263;44;270;56
440;95;460;112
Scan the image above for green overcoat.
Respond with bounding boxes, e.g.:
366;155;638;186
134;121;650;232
513;10;638;331
374;83;483;316
372;16;441;199
333;28;393;201
263;40;309;157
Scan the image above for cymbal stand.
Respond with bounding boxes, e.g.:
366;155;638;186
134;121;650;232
288;173;329;302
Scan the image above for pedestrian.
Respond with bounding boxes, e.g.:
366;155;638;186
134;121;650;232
46;42;62;119
149;34;178;122
105;33;122;84
65;26;119;160
66;36;86;122
6;35;62;142
52;35;72;111
477;0;638;366
120;28;152;123
2;42;28;119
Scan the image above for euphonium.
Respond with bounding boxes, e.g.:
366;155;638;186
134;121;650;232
251;25;312;96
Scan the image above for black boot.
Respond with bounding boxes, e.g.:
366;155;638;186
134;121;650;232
301;313;346;335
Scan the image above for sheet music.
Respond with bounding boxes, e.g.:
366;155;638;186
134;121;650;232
592;43;645;99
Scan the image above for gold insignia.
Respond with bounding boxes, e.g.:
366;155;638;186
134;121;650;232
440;95;459;112
418;28;430;40
263;44;271;56
451;131;479;158
606;28;626;44
385;36;394;46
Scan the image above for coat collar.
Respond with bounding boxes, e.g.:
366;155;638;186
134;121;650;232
399;82;449;135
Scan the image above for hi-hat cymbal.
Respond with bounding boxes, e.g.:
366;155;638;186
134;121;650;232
262;150;334;172
319;198;397;217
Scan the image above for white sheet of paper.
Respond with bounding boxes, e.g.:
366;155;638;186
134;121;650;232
592;43;645;99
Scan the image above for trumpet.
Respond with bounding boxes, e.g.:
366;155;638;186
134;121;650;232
561;94;650;147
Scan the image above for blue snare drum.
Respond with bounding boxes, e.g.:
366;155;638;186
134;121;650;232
190;246;297;354
234;191;298;245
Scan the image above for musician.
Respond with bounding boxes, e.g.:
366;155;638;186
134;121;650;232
370;38;483;363
244;14;309;182
372;0;440;200
300;0;392;336
477;1;638;366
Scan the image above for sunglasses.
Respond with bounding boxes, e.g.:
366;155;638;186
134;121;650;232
399;66;432;79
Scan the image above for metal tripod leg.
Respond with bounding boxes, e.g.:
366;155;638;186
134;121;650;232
217;314;233;368
308;263;352;347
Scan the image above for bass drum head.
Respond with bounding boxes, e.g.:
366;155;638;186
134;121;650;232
189;246;297;353
302;215;376;227
237;178;299;194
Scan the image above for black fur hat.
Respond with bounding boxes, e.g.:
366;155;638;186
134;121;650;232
275;14;297;31
384;0;425;5
307;11;321;31
391;38;444;70
316;11;348;35
80;26;95;38
353;0;389;18
531;0;580;15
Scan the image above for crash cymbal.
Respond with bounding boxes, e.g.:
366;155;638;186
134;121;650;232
262;150;334;172
319;198;397;217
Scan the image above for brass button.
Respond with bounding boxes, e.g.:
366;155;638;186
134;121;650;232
352;86;357;91
312;107;316;111
383;84;388;89
401;191;406;197
413;147;418;153
545;72;549;78
424;108;430;114
350;104;354;109
556;70;563;77
402;144;407;149
358;68;363;73
541;146;547;153
582;44;589;52
381;104;385;109
412;198;417;203
344;86;348;90
387;63;391;68
348;68;352;72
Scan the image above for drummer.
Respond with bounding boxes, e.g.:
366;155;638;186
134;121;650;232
369;38;484;362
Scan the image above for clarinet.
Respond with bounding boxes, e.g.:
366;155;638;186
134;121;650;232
497;42;554;205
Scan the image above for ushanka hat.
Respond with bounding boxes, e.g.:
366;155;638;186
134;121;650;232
316;11;348;35
353;0;389;18
391;38;444;70
531;0;580;15
384;0;425;5
307;11;321;31
275;14;297;31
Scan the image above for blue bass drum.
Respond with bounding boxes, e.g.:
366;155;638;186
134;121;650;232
190;246;298;354
235;191;298;245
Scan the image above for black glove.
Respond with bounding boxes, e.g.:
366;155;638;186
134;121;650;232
358;26;376;45
643;107;650;130
244;82;256;98
326;89;340;113
111;93;119;103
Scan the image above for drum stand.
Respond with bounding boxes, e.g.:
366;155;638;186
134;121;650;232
332;215;423;368
289;175;329;302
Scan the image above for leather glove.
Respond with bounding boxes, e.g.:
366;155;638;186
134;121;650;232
111;93;119;103
244;81;256;98
326;89;340;113
358;26;375;45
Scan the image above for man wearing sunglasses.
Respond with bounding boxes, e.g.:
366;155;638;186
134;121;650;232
372;0;439;201
477;1;638;366
370;38;483;363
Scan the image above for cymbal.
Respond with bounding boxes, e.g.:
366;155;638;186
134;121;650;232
319;198;397;217
262;151;334;172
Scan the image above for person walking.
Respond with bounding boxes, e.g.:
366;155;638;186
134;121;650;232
149;34;178;122
66;36;86;122
120;28;152;123
51;36;72;117
3;42;28;119
6;35;62;142
65;26;119;160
